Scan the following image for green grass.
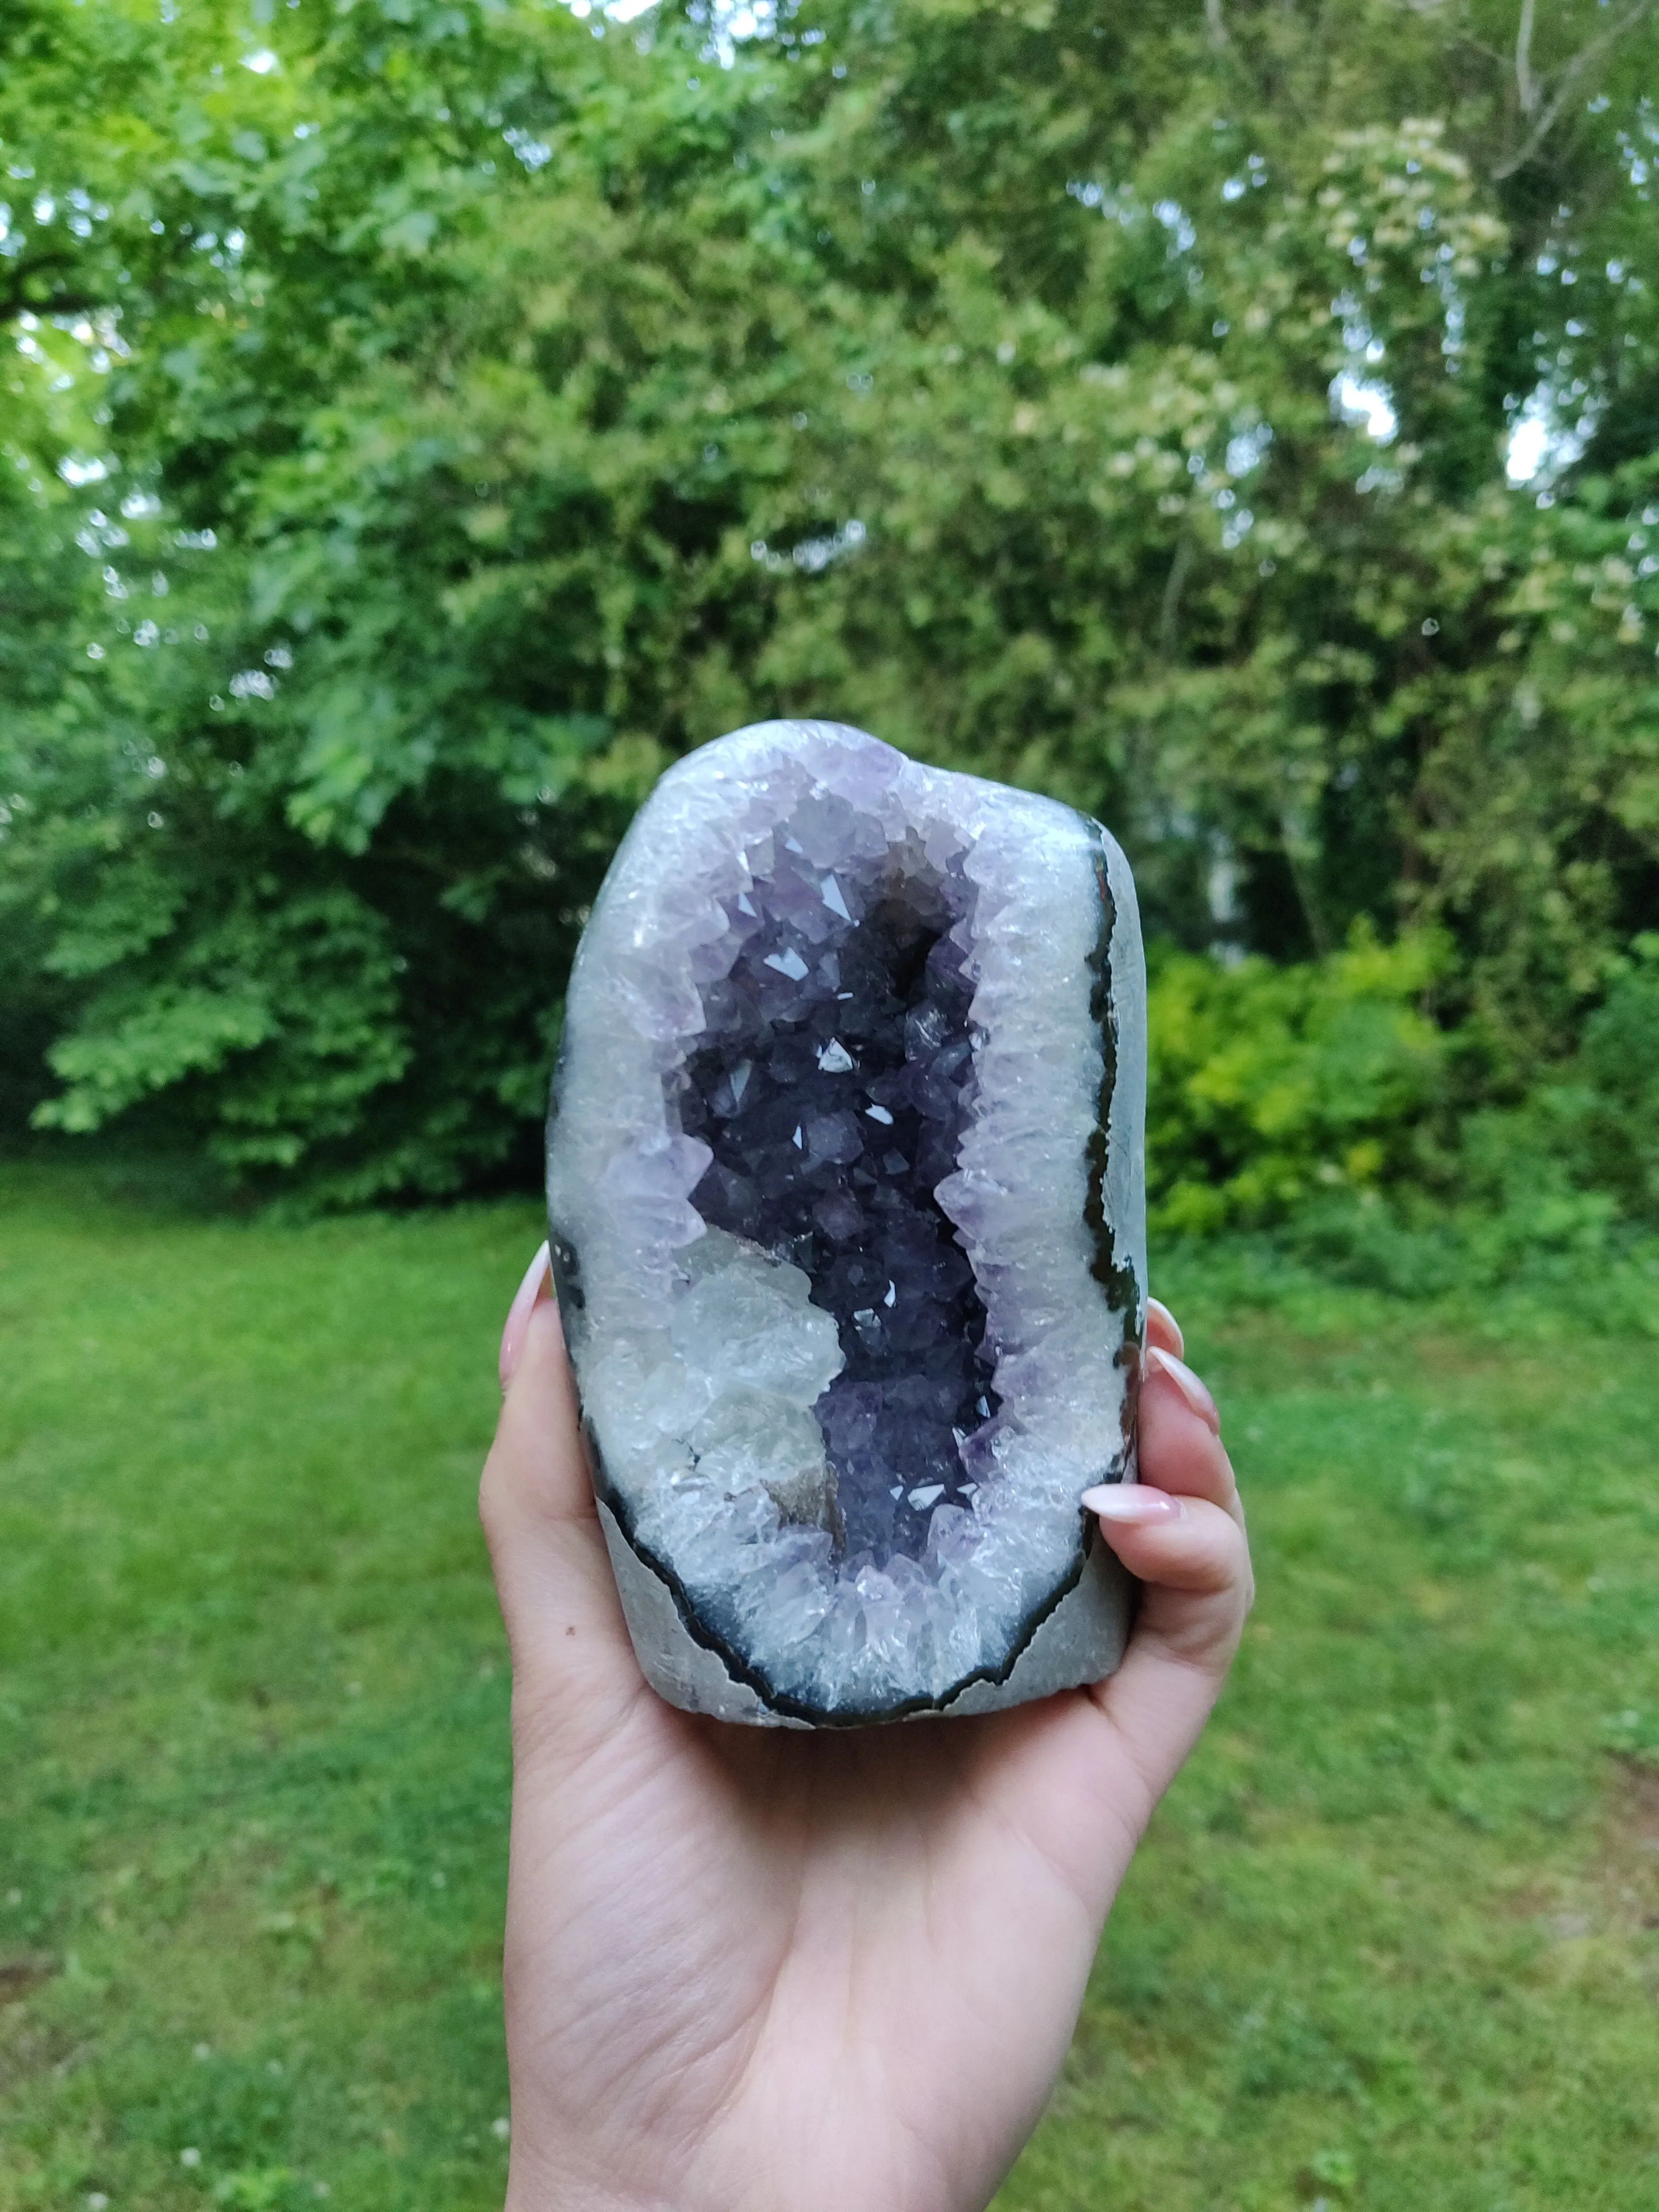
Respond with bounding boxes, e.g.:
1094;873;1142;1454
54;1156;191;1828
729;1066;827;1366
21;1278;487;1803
1;1164;1657;2211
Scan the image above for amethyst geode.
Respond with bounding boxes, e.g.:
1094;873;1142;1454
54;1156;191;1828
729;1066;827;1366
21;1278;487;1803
546;720;1145;1726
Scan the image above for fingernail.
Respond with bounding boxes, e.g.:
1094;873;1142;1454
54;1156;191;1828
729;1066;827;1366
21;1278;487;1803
1144;1345;1221;1434
1145;1296;1184;1357
1081;1484;1186;1524
499;1242;553;1392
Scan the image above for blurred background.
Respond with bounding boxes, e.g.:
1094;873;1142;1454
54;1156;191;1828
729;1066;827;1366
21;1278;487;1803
1;0;1656;2204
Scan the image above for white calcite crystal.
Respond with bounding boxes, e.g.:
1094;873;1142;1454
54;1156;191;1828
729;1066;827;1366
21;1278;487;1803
546;720;1146;1725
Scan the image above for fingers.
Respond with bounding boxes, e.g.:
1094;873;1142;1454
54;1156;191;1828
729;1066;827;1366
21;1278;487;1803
1111;1321;1250;1661
480;1255;641;1731
1089;1489;1252;1660
1144;1297;1183;1358
1085;1479;1252;1803
1135;1347;1240;1520
1066;1328;1254;1841
1010;1441;1252;1921
1144;1344;1217;1432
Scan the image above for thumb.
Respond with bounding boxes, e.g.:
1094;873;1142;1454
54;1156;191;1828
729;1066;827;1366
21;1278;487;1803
479;1252;643;1739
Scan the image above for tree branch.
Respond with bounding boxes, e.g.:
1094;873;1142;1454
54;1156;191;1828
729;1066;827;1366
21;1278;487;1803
0;240;117;327
1493;0;1656;180
1514;0;1539;117
1159;534;1194;659
1279;810;1331;957
3;287;110;324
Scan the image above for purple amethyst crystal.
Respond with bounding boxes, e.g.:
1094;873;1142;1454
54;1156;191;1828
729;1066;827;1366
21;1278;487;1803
546;720;1145;1726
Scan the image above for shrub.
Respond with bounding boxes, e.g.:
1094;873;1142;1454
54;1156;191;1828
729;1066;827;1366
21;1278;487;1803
1145;926;1446;1237
1569;936;1659;1224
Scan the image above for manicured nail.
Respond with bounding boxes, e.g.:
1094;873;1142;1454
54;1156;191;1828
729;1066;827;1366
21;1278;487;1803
499;1242;553;1392
1144;1345;1220;1434
1145;1296;1184;1357
1081;1484;1186;1524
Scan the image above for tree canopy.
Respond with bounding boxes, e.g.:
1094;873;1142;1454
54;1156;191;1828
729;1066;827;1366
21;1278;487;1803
2;0;1657;1200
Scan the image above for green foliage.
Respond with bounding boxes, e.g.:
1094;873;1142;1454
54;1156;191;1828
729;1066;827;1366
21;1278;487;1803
1563;933;1659;1219
4;1171;1658;2207
1144;926;1659;1300
1;0;1658;1197
1146;925;1446;1234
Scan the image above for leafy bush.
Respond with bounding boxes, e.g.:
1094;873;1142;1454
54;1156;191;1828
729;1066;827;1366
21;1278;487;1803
1425;936;1659;1250
1146;932;1659;1312
1565;936;1659;1223
1145;926;1446;1237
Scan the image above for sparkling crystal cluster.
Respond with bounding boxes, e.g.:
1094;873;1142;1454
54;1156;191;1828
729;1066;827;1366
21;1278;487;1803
546;720;1146;1725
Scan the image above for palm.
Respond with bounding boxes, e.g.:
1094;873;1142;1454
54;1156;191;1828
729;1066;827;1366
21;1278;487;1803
484;1294;1249;2212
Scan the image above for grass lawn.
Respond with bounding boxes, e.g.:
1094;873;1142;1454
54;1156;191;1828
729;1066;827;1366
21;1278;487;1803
1;1161;1657;2211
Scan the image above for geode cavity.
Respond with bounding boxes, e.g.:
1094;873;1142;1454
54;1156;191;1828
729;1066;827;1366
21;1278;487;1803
546;720;1145;1726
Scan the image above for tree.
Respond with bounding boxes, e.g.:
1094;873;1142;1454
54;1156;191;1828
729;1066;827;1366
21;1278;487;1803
2;0;1656;1197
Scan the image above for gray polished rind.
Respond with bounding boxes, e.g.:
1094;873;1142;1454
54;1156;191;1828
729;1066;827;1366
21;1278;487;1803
596;1499;1133;1726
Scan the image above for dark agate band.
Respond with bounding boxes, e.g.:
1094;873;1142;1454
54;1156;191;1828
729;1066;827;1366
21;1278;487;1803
1086;826;1145;1481
546;721;1145;1726
574;1426;1132;1729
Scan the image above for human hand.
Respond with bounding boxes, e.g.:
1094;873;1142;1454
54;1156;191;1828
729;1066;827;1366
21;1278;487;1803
481;1250;1252;2212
